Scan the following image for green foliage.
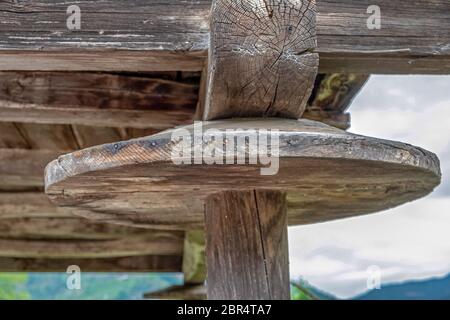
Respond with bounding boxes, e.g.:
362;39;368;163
0;273;30;300
291;283;315;300
0;272;182;300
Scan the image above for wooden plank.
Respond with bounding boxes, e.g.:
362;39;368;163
302;108;350;130
0;71;198;128
205;190;290;300
144;284;206;300
0;123;29;149
71;125;122;148
0;148;62;189
0;71;198;111
0;255;182;272
0;191;185;271
0;233;183;259
15;123;79;150
0;1;449;73
203;0;318;119
0;217;161;241
0;101;195;129
0;192;68;219
0;72;357;130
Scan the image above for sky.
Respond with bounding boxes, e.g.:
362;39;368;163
288;75;450;299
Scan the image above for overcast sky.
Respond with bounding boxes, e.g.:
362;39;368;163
288;75;450;299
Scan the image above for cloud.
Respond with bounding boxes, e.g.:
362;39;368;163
288;76;450;298
289;197;450;298
350;75;450;196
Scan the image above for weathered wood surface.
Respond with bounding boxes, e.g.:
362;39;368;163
0;71;357;129
204;0;318;119
205;190;290;300
0;217;156;240
144;284;206;300
0;192;184;271
14;123;79;150
0;148;62;189
302;108;350;130
0;255;182;272
0;192;70;219
0;71;198;128
0;123;29;149
0;1;449;73
0;233;183;259
72;125;123;149
0;193;182;240
45;119;441;229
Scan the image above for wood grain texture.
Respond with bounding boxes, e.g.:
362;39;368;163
0;192;185;271
0;215;179;241
71;125;123;149
0;192;71;219
0;71;354;130
14;123;79;151
0;71;198;128
0;233;183;259
0;255;182;272
0;123;29;149
302;108;350;130
144;284;206;300
0;1;449;73
0;148;62;189
45;119;441;229
205;190;290;300
204;0;318;119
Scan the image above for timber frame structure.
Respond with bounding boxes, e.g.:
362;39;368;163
0;0;446;300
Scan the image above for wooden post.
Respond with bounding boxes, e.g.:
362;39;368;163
204;190;290;300
204;0;318;120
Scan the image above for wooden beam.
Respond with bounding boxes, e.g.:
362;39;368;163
0;192;70;219
0;216;170;241
205;190;290;300
0;149;62;189
0;255;182;272
0;72;359;130
203;0;318;119
0;192;185;271
302;109;351;130
0;71;198;128
0;1;449;73
144;284;206;300
14;123;79;151
0;234;183;259
0;123;29;149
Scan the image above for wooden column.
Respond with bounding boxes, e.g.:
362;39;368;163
204;0;318;120
204;190;290;300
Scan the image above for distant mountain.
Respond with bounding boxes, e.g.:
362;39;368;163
292;279;337;300
355;273;450;300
